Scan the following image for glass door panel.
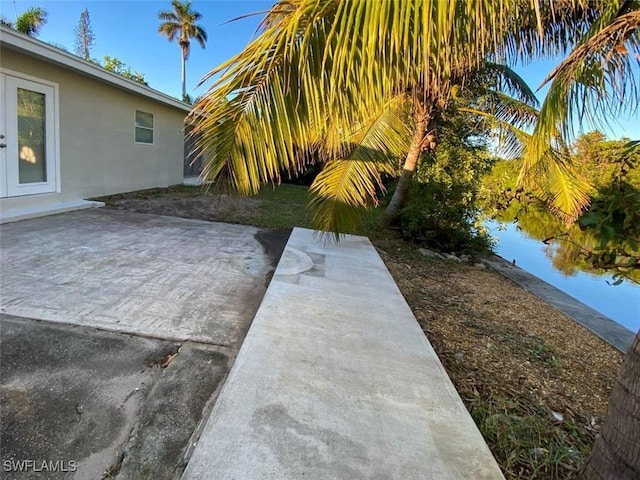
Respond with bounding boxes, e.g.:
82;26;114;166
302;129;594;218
3;74;56;197
17;88;47;184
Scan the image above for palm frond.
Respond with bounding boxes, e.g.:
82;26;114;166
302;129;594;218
308;95;412;236
193;1;532;195
523;3;639;219
528;153;594;222
191;0;631;234
544;6;640;132
480;91;539;127
623;139;640;154
191;3;340;194
158;22;179;40
496;1;613;62
15;7;47;36
158;12;179;22
475;62;540;106
458;106;535;158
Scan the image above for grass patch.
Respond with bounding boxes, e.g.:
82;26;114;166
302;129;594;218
252;184;313;229
96;185;210;205
97;183;388;235
96;183;314;229
248;184;387;235
525;334;560;367
470;394;591;478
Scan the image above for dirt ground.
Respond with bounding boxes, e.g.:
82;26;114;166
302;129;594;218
101;188;624;479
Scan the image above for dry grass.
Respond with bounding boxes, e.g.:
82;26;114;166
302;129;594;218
374;239;623;479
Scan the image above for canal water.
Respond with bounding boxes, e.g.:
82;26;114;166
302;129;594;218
487;221;640;333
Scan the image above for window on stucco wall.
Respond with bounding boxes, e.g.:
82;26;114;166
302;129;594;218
135;110;154;144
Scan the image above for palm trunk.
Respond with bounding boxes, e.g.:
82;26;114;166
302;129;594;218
383;103;432;226
582;330;640;479
181;49;187;100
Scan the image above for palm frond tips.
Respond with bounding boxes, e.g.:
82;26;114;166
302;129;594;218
543;161;593;223
536;4;639;145
522;3;639;218
309;96;412;236
190;5;337;194
518;144;593;222
308;158;383;238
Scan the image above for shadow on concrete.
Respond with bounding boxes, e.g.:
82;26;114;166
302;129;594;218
0;316;233;480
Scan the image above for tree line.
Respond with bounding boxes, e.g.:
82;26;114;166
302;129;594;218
482;131;640;285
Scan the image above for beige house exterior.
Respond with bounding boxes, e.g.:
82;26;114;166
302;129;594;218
0;26;191;222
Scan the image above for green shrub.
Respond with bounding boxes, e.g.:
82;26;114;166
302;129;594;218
398;180;493;253
397;127;495;254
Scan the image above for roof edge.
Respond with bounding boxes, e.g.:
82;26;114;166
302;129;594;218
0;26;192;113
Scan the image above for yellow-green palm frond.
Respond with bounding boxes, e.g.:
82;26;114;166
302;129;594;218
521;149;594;222
544;5;640;136
190;1;354;195
497;1;610;62
309;96;412;238
523;3;639;220
191;0;619;192
323;0;545;103
518;134;595;223
189;0;628;234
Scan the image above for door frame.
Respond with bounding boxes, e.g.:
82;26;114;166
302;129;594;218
0;68;60;198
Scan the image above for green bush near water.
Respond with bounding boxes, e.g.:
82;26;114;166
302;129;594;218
396;118;496;254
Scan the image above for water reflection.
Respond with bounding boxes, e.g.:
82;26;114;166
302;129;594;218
487;218;639;332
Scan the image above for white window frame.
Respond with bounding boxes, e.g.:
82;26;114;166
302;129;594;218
134;110;154;145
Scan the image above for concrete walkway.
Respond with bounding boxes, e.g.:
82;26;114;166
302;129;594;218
182;228;504;480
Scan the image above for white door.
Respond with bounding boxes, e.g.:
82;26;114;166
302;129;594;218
0;73;57;197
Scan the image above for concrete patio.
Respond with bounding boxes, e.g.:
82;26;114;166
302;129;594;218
0;209;282;345
1;210;287;479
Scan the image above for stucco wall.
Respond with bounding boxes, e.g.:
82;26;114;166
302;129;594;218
0;48;186;212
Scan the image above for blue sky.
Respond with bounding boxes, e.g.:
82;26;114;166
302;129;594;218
1;1;270;97
2;0;637;139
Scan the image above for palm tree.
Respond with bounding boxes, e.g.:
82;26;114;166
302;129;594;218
189;1;610;226
306;61;541;234
2;7;47;37
191;1;640;477
158;0;207;101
